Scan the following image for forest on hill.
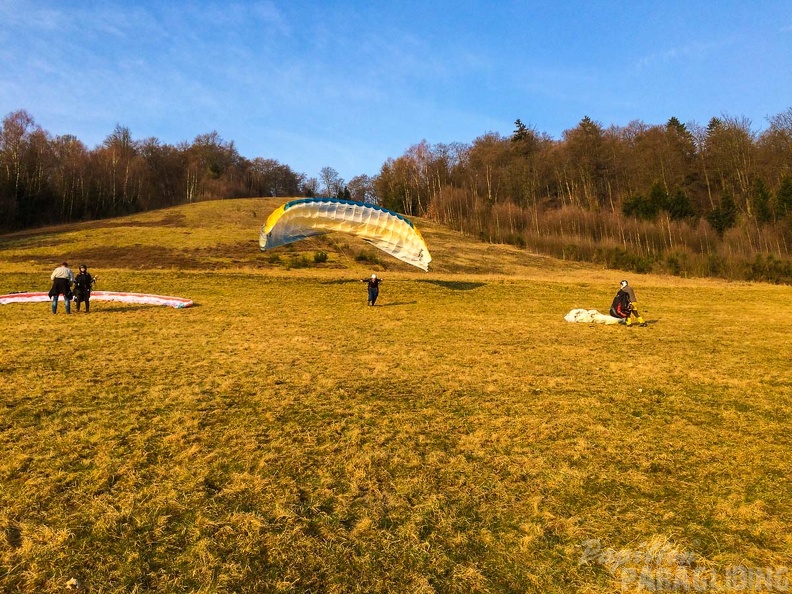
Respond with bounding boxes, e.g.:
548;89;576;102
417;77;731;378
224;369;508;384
2;108;792;282
0;110;371;231
375;112;792;283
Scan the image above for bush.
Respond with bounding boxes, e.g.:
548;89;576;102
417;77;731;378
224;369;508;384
355;250;381;265
747;254;792;284
664;251;685;276
503;233;527;248
705;254;725;276
313;251;328;263
561;243;594;262
602;247;654;274
287;255;312;269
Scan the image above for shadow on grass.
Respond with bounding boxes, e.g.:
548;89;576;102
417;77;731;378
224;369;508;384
619;319;659;327
0;213;188;248
91;303;200;313
373;301;418;307
417;280;486;291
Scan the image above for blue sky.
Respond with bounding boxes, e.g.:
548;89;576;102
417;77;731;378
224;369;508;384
1;1;791;183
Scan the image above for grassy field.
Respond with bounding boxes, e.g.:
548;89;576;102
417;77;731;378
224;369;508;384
1;198;790;593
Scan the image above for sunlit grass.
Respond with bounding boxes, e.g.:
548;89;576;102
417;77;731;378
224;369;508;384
1;199;791;592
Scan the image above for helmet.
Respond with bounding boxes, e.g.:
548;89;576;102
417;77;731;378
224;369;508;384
79;264;87;271
620;279;628;288
372;274;377;279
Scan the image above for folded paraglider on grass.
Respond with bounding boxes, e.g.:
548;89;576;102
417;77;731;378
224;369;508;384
564;308;622;324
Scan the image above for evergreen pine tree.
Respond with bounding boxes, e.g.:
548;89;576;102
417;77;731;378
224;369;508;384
707;193;738;236
666;116;686;135
512;119;529;142
622;183;668;220
648;182;669;214
776;175;792;218
667;189;696;220
751;178;773;223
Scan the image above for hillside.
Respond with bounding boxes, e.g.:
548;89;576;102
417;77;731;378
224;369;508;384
0;198;585;276
1;199;791;593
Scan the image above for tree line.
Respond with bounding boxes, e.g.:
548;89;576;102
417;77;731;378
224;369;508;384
0;110;375;230
373;111;792;283
3;107;792;282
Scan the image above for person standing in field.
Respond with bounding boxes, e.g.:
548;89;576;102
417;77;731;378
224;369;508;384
610;279;646;326
361;273;382;306
73;264;97;313
49;261;74;314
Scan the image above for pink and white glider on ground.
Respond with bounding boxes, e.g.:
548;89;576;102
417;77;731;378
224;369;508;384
0;291;193;309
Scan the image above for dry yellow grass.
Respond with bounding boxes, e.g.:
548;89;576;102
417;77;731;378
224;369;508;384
1;198;791;593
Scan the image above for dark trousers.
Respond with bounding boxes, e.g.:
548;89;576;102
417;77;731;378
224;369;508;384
75;293;90;312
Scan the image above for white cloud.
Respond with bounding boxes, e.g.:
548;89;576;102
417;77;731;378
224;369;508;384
634;39;728;70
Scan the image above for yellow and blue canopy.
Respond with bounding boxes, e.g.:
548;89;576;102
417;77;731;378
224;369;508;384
260;198;432;271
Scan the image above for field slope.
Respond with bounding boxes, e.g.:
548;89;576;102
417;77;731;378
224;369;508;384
1;198;790;593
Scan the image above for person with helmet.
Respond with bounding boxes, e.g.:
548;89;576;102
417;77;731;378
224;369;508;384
610;279;646;326
48;261;74;314
361;273;382;306
73;264;97;313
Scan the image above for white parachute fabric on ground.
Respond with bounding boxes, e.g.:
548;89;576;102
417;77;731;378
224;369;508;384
564;308;622;324
0;292;51;305
260;199;432;271
0;291;193;308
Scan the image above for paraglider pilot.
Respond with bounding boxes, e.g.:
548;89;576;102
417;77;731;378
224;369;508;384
610;279;646;326
73;264;97;313
49;261;75;314
361;273;382;306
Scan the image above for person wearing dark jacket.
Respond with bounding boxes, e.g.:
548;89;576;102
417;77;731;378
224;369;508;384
48;261;74;314
361;274;382;306
73;264;97;313
610;279;646;326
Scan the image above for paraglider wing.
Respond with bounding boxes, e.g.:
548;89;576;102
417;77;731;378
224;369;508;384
260;198;432;271
0;291;193;308
564;308;622;324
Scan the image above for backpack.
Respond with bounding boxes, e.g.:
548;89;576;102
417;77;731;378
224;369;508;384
610;289;631;318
